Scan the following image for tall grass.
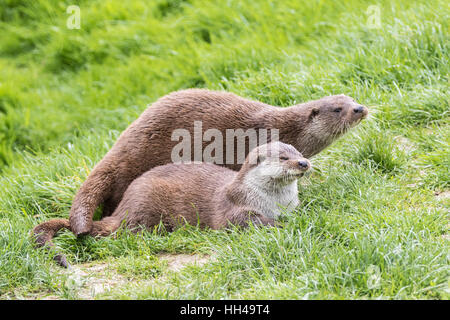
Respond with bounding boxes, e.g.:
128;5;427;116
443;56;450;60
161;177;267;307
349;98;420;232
0;0;448;299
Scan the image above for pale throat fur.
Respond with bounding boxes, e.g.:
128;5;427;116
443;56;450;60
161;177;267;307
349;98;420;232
223;157;301;220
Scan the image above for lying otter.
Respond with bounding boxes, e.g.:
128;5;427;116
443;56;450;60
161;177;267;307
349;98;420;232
69;89;368;236
33;142;311;267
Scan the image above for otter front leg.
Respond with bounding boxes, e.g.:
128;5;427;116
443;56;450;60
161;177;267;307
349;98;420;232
227;208;276;228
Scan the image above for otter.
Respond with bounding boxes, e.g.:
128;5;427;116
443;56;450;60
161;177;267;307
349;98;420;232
69;89;368;236
33;142;311;267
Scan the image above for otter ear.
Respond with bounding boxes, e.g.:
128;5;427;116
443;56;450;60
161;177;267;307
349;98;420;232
309;107;319;120
247;152;264;165
256;154;265;164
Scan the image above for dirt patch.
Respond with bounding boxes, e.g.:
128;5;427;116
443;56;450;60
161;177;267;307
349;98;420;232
435;191;450;200
394;136;416;153
64;262;129;299
62;253;211;299
159;253;211;272
12;253;212;300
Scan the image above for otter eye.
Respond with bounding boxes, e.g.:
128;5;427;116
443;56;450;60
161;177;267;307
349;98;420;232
280;157;288;161
333;107;342;113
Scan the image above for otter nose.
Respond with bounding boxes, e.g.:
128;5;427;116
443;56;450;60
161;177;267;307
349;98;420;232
298;160;309;169
353;105;364;113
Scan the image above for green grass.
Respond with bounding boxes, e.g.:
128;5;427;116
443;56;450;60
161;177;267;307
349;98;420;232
0;0;448;299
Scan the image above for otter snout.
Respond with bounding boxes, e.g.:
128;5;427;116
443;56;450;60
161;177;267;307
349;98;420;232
353;105;364;113
298;160;310;170
353;104;368;118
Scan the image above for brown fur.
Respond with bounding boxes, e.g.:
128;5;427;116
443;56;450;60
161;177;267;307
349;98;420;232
33;142;310;267
69;89;368;235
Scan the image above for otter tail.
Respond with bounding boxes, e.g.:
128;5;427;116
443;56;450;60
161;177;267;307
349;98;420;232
69;166;114;237
32;216;123;268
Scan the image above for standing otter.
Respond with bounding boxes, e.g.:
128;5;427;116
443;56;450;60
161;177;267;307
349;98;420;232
34;142;311;267
69;89;368;236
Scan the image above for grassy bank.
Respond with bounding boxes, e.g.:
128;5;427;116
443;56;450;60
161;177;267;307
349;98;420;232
0;0;448;299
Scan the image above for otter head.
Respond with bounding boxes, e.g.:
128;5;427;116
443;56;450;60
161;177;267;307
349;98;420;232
306;94;368;144
242;141;311;186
